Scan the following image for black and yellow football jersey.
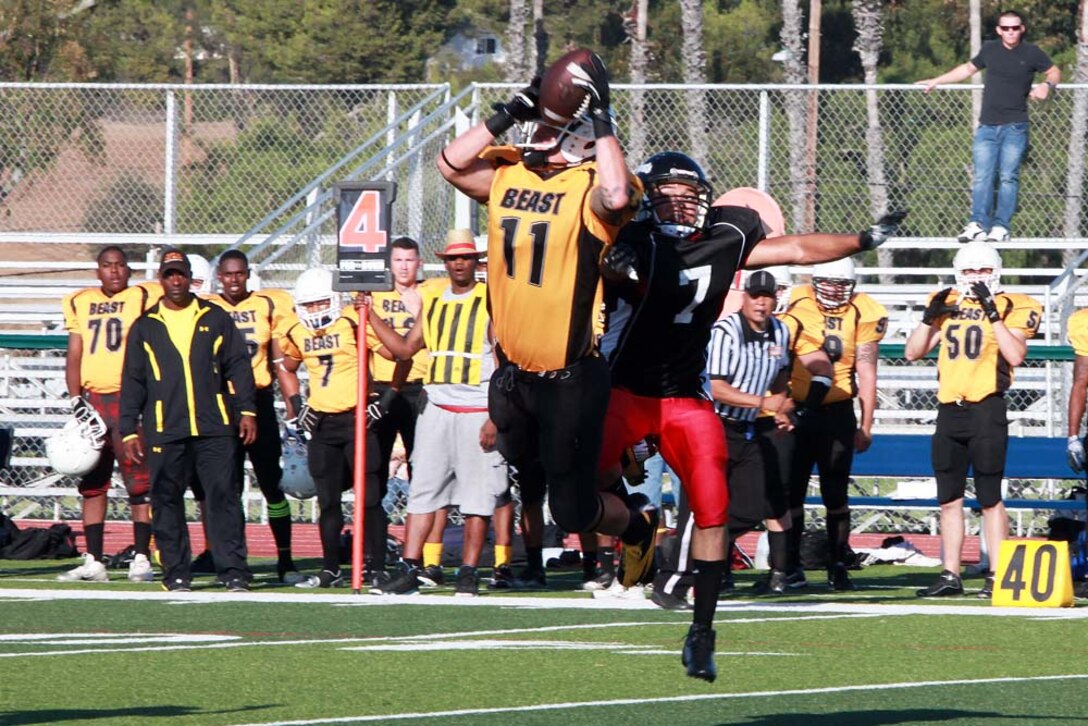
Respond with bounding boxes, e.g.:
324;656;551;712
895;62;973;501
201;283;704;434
63;282;162;394
785;285;888;404
928;289;1041;403
206;291;292;389
483;147;640;372
280;307;361;414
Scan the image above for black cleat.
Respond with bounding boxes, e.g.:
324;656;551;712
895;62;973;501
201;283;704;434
651;587;693;611
916;570;964;598
296;569;344;589
785;567;809;590
752;569;788;595
976;573;994;600
418;564;445;588
454;565;479;597
827;562;856;592
162;578;192;593
487;564;514;590
224;577;250;593
191;550;216;574
511;566;547;590
681;624;717;683
372;562;420;595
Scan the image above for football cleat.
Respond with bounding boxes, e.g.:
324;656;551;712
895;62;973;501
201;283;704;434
127;553;155;583
916;570;964;598
296;569;344;589
454;565;479;597
57;553;109;582
682;624;717;682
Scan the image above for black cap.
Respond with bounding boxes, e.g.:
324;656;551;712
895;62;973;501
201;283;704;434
745;270;777;297
159;247;191;275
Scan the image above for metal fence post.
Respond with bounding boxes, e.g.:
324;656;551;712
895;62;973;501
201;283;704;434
163;90;178;237
757;90;770;191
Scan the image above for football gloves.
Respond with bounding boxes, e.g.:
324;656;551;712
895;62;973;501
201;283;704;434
1068;436;1085;473
922;287;958;326
366;388;398;430
600;243;639;284
572;53;614;138
485;76;541;137
858;210;908;250
971;281;1002;323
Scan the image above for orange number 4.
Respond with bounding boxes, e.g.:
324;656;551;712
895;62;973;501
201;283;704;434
340;190;387;253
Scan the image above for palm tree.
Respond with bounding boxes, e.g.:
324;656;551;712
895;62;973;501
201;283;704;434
679;0;708;170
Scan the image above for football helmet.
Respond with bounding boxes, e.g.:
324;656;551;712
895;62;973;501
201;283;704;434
45;406;107;477
635;152;713;238
762;265;793;314
953;240;1002;299
293;268;341;331
811;257;857;311
516;110;599;168
279;429;316;499
187;254;213;294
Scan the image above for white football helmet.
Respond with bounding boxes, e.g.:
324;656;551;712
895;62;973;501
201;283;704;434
293;268;340;331
953;240;1002;299
46;407;107;477
517;109;600;168
279;430;316;499
811;257;857;312
761;265;793;313
187;254;213;294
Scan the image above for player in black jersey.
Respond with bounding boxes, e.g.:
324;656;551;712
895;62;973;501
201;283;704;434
599;151;906;682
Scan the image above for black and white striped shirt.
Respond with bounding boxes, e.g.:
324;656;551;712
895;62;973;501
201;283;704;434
706;312;792;422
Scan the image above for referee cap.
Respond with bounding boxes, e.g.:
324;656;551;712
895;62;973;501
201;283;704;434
745;270;777;298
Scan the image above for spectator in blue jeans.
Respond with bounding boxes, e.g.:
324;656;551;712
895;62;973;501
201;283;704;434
917;9;1059;244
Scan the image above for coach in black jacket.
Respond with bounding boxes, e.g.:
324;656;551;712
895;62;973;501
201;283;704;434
120;248;258;592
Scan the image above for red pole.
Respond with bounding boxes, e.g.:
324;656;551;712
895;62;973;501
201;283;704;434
351;314;370;593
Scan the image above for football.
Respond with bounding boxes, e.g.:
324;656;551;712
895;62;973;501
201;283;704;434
538;48;596;123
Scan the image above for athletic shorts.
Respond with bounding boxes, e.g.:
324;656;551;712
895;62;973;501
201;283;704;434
932;395;1008;508
80;391;151;499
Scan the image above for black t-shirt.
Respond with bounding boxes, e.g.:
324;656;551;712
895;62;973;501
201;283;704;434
972;40;1053;125
606;206;765;398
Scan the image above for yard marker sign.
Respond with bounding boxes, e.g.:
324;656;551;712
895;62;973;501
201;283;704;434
334;181;396;292
992;539;1074;607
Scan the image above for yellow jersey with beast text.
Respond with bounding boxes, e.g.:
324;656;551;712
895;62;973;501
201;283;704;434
280;306;360;414
483;148;640;372
63;282;162;394
366;279;445;382
928;290;1041;404
784;286;888;404
206;291;291;389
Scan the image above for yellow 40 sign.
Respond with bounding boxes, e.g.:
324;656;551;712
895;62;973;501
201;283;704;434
992;540;1074;608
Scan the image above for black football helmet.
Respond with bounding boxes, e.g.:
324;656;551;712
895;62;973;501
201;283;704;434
635;152;713;238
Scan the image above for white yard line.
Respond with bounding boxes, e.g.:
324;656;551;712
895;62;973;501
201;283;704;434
229;673;1088;725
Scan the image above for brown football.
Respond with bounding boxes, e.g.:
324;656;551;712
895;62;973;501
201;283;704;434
538;48;596;123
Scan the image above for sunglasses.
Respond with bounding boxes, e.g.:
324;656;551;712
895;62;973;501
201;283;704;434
997;25;1023;31
444;255;477;262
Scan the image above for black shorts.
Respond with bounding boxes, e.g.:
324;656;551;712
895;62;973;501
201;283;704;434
932;395;1008;508
724;417;791;532
788;399;857;511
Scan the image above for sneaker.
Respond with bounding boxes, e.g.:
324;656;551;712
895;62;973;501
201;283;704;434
620;508;659;588
681;624;717;683
57;553;109;582
372;562;420;595
162;577;191;592
916;569;964;597
581;570;615;592
651;587;693;611
191;550;216;574
986;225;1009;242
1074;580;1088;600
752;569;788;595
827;562;856;592
487;564;514;590
126;553;155;583
511;566;547;590
977;573;995;600
296;569;344;589
785;567;809;590
957;221;986;243
592;579;646;601
364;569;390;590
454;565;479;597
720;570;735;594
224;577;249;592
277;559;307;585
418;565;445;588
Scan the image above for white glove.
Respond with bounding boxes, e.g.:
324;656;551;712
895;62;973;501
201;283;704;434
1068;435;1085;473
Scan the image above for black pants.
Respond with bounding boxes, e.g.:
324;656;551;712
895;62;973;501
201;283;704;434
149;435;249;584
373;381;423;502
238;387;285;504
307;411;382;573
724;418;791;532
788;399;857;511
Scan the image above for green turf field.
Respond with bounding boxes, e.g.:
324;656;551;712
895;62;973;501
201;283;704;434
2;558;1087;725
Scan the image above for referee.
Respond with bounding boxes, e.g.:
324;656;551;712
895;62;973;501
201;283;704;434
706;271;795;593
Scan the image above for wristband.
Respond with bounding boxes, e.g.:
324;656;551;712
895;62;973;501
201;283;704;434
591;110;615;139
484;109;515;137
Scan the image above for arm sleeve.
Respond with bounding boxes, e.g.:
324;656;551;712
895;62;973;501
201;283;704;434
118;322;147;438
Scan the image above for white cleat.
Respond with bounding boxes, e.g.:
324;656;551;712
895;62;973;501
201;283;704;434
127;553;155;583
58;553;109;582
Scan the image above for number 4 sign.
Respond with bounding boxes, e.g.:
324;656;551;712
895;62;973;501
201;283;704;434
333;181;396;293
991;539;1074;607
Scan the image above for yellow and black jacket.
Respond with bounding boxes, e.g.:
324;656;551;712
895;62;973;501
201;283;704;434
119;297;257;444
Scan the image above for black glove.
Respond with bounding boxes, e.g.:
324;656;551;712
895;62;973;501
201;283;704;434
571;53;613;138
292;403;319;437
858;209;908;250
922;287;958;326
485;77;541;137
971;281;1001;323
69;395;90;418
600;243;639;284
792;405;819;428
366;388;398;430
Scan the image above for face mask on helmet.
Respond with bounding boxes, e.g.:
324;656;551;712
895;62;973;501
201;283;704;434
517;111;598;168
46;406;107;477
953;240;1002;299
279;430;316;499
810;258;857;311
636;152;712;238
293;268;341;331
187;255;213;294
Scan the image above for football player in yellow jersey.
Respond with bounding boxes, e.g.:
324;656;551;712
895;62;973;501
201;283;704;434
279;268;384;589
783;256;888;592
207;250;303;584
907;241;1041;598
437;53;656;582
57;246;161;583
